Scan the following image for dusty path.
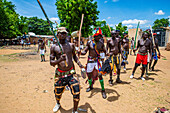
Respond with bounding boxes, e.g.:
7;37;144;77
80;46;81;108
0;46;169;113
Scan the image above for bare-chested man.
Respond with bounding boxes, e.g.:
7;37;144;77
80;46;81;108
50;27;84;113
81;28;108;99
121;32;129;71
107;30;122;85
130;32;151;80
37;38;46;62
130;37;136;55
149;33;161;71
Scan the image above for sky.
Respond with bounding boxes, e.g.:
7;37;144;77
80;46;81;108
10;0;170;30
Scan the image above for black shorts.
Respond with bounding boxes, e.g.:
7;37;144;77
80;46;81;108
54;75;80;101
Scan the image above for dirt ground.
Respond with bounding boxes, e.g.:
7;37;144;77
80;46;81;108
0;45;169;113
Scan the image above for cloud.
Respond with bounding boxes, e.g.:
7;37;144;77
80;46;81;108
155;10;165;15
104;1;108;3
109;24;114;27
112;0;119;2
168;16;170;18
50;17;59;22
126;25;133;28
102;19;106;21
107;17;111;19
122;19;148;24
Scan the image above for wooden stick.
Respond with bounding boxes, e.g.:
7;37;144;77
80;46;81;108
149;25;155;47
107;24;111;33
78;14;84;48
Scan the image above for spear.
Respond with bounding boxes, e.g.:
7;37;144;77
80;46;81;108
134;22;140;49
37;0;67;66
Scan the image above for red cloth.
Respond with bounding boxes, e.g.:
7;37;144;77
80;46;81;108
57;67;73;72
153;33;157;36
135;53;147;65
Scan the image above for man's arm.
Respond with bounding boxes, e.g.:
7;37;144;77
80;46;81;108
37;44;40;53
102;42;109;56
81;41;89;55
155;38;160;56
50;46;66;67
72;43;84;68
134;40;140;51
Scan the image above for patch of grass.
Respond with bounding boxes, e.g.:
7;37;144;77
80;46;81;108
0;55;18;62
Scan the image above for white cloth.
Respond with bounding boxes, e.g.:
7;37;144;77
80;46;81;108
75;46;79;51
40;49;45;55
80;45;84;49
86;60;102;73
100;52;105;59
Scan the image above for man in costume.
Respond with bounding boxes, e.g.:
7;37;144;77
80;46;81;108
130;32;152;80
130;37;136;55
37;38;46;62
106;30;122;85
149;33;161;71
121;32;129;71
50;27;84;113
81;28;108;99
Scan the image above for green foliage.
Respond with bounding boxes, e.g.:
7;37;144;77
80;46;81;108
19;16;28;34
56;0;100;37
27;17;53;35
152;18;170;30
116;22;128;38
94;20;114;37
0;0;21;39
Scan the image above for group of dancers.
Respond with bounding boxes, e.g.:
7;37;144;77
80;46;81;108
45;27;160;113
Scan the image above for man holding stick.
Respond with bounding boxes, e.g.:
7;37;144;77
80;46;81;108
149;33;161;71
81;28;108;99
121;32;129;71
130;32;152;80
50;27;84;113
106;30;122;85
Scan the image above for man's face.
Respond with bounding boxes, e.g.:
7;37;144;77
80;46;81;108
57;32;67;40
94;35;101;41
143;33;148;39
111;32;116;38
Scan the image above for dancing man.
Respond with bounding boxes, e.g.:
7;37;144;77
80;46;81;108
37;38;46;62
50;27;84;113
81;28;108;99
149;33;161;71
121;32;129;71
130;32;151;80
107;30;122;85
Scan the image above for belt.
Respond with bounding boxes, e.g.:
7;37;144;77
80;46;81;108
55;67;75;76
58;74;73;78
138;52;147;55
88;60;97;63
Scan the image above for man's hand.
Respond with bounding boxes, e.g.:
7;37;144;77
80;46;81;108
60;54;66;61
106;53;110;56
134;48;137;51
45;49;47;53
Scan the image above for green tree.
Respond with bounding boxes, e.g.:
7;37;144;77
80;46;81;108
27;17;53;35
116;22;127;38
19;16;28;34
152;18;170;30
0;0;21;39
56;0;100;37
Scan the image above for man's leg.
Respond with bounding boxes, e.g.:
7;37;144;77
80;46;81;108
98;73;107;99
40;55;43;62
141;64;146;80
53;78;65;112
86;73;93;92
43;55;45;61
130;63;139;79
149;57;153;71
69;77;80;112
151;60;158;71
109;71;113;85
